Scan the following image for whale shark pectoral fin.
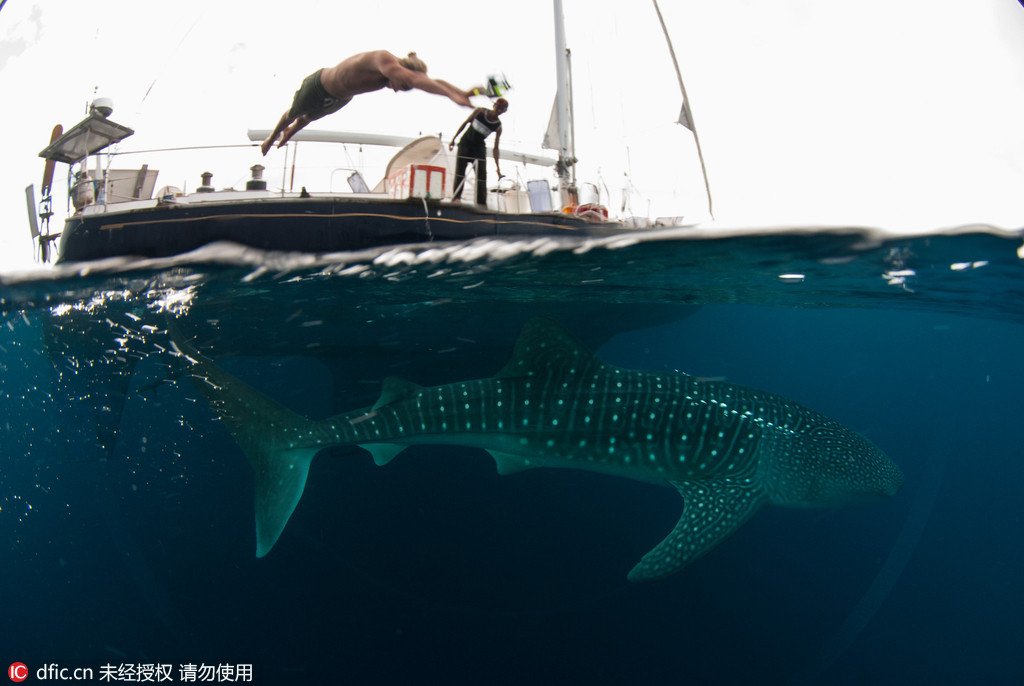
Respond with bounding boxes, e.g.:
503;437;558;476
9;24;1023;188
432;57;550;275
254;447;319;558
360;443;407;467
627;478;765;582
487;450;538;475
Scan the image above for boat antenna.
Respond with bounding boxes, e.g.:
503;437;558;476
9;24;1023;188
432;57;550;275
651;0;714;220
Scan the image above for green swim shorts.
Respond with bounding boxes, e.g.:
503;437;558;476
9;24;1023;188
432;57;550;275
287;69;352;121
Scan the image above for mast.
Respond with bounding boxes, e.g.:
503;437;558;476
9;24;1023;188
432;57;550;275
552;0;576;201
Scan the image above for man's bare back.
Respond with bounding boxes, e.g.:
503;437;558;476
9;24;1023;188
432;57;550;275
261;50;472;155
320;51;401;98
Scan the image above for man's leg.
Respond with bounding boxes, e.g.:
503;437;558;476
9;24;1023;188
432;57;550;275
276;114;312;148
452;149;471;201
474;155;487;206
261;110;293;156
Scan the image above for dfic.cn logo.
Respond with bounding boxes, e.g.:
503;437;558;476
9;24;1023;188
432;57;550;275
8;663;28;683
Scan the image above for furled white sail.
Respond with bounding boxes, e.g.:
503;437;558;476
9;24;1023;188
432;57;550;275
541;100;564;152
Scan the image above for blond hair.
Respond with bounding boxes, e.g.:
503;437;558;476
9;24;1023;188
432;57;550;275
399;52;427;73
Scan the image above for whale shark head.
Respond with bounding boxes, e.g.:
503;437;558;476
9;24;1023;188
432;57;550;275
764;418;903;507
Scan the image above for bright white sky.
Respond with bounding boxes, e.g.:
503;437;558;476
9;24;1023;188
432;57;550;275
2;0;1023;272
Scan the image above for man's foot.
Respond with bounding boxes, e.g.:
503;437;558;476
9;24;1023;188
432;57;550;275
260;138;274;156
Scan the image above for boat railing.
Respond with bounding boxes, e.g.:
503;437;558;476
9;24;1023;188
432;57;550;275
59;132;585;221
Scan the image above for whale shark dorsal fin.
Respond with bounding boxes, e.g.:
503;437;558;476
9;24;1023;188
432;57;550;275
628;478;766;582
373;376;425;410
496;318;602;380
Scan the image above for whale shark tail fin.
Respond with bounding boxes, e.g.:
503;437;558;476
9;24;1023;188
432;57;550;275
169;326;320;557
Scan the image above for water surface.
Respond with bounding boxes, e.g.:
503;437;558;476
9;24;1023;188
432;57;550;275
2;226;1022;684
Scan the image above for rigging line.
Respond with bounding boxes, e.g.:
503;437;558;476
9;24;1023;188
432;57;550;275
141;8;209;104
341;143;357;172
651;0;714;220
110;144;257;156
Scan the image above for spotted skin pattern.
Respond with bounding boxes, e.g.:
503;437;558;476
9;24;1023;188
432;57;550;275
178;319;902;580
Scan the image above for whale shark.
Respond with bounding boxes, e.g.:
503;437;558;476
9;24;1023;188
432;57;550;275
174;318;902;581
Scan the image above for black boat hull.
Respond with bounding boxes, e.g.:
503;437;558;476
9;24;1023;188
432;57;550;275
56;196;617;263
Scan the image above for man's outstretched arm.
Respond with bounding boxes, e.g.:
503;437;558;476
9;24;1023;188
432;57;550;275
433;79;476;103
380;60;472;107
409;73;472;107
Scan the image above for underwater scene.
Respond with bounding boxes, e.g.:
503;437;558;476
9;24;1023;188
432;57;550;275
1;228;1022;685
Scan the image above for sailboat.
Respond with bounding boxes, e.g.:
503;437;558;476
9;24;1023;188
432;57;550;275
26;0;710;264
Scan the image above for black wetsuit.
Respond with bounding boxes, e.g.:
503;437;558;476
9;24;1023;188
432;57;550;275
454;109;502;205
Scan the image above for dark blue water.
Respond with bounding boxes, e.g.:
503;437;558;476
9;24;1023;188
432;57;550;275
2;228;1022;684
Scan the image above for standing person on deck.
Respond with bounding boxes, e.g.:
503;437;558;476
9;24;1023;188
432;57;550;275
448;98;508;205
261;51;473;155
